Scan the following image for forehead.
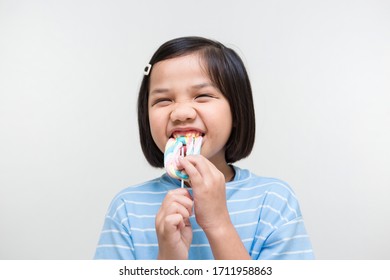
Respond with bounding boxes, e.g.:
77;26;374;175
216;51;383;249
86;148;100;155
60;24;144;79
149;53;210;86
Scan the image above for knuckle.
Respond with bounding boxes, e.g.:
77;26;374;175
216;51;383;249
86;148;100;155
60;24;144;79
167;190;175;196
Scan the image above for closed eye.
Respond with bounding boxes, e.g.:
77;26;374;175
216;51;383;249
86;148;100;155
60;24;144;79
195;94;215;101
151;98;172;106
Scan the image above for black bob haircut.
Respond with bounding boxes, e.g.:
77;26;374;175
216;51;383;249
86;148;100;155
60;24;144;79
137;36;256;168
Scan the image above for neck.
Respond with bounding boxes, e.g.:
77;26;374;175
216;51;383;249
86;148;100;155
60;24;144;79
210;154;235;182
221;164;235;182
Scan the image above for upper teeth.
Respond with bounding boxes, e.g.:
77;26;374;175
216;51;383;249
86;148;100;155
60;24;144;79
173;131;201;138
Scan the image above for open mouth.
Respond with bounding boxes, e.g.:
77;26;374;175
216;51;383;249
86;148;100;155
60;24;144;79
171;131;204;139
167;131;204;157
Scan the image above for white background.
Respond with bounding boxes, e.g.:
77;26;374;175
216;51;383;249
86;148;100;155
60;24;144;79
0;0;389;259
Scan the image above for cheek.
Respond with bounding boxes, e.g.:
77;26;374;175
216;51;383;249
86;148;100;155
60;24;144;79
148;111;167;152
217;104;233;131
218;109;233;144
205;105;233;141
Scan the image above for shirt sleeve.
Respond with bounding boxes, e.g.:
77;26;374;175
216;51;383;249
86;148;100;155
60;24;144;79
257;217;315;260
94;198;136;260
251;182;315;260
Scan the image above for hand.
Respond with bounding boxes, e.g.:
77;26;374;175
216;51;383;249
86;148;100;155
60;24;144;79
178;155;231;234
178;156;251;260
155;188;193;259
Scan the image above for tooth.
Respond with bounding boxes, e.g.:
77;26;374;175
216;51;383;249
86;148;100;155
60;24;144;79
171;131;203;139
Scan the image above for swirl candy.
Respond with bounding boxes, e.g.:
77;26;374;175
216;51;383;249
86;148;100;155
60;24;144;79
164;134;203;180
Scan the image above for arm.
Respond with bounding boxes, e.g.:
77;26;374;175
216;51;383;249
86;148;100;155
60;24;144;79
179;156;251;260
204;220;251;260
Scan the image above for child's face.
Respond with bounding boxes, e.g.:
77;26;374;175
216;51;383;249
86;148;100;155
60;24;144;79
148;53;233;166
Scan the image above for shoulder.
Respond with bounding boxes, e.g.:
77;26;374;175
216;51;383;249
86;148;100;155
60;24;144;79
228;166;302;216
229;166;296;196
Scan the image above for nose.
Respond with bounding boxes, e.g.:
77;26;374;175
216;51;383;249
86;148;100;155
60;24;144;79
170;102;197;123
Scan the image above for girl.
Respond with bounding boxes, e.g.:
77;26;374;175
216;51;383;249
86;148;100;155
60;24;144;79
94;36;314;260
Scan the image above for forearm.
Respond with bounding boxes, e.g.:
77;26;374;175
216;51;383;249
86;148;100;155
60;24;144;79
205;222;251;260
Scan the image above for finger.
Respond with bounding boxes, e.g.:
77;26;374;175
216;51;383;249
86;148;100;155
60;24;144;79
161;189;193;210
178;156;203;183
164;214;185;234
178;156;215;186
166;201;192;219
156;189;193;226
186;155;226;183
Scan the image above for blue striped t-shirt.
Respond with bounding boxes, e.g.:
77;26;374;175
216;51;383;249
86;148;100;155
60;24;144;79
94;166;314;259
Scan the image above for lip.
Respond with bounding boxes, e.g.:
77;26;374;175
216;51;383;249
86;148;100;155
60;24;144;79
168;127;205;138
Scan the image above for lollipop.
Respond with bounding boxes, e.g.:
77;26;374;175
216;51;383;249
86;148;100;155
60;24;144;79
164;134;203;181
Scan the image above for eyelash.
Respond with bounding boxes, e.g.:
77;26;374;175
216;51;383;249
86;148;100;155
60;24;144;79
151;94;215;106
152;98;172;106
195;94;215;100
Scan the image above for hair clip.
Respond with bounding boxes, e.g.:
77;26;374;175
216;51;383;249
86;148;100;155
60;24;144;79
144;63;152;76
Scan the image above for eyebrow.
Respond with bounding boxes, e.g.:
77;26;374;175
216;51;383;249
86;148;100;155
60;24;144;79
150;82;215;95
149;88;170;95
191;82;215;90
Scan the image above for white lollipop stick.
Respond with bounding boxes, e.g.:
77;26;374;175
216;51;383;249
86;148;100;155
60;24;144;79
180;146;185;188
